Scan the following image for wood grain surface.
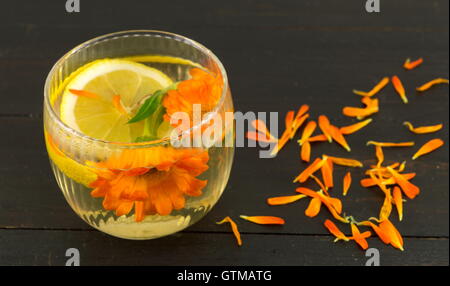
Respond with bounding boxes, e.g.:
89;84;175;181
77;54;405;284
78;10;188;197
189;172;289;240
0;0;448;265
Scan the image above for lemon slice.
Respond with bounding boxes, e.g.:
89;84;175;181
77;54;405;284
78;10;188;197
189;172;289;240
60;59;173;142
44;131;97;187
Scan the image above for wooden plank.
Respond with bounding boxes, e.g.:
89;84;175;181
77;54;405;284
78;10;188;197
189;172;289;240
0;229;447;266
0;117;448;237
0;1;448;114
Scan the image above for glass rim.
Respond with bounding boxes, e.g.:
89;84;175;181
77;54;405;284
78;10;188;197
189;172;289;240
44;29;229;148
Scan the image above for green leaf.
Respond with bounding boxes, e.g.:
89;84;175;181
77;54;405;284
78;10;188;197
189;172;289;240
127;90;164;124
127;83;178;124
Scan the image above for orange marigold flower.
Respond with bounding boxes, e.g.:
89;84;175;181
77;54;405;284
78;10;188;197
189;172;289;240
87;146;209;221
163;68;222;125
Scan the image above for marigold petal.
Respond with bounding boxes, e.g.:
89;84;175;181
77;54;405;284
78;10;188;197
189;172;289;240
392;75;408;104
324;219;350;241
412;138;444;160
318;115;333;142
416;78;449;92
321;156;334;188
367;141;414;147
217;216;242;246
393;186;403;221
298;121;317;145
403;121;443;134
328;156;363;168
329;125;351;152
352;77;390;97
267;194;306;206
340;118;373;135
69;89;100;99
343;172;352;196
351;224;371;250
379;219;404;251
387;167;420;199
403;58;423;70
246;131;277;143
301;141;311;162
359;221;391;244
375;145;384;168
240;215;285;225
293;158;324;183
290;114;310;139
305;197;322;217
308;134;328;142
379;189;393;222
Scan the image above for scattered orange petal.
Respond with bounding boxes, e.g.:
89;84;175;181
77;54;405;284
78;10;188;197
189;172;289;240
216;216;242;246
267;194;306;206
310;174;327;193
339;118;373;135
246;131;276;143
379;219;404;251
329;125;351;152
328;156;363;168
324;219;350;242
308;134;328;142
284;111;295;130
252;119;276;141
343;97;379;119
392;75;408;104
294;158;325;183
296;188;348;223
360;173;416;187
298;121;317;145
375;145;384;168
359;221;391;245
412;138;444;160
403;58;423;70
353;77;390;97
416;78;449;92
343;172;352;196
305;197;322;217
290;114;310;139
393;186;403;221
387;167;420;199
318;115;333;142
321;156;334;188
240;215;285;225
350;223;371;250
379;188;393;222
69;89;100;99
367;141;415;147
301;141;311;162
403;121;443;134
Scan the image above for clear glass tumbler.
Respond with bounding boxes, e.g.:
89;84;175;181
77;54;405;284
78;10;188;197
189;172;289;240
43;30;234;239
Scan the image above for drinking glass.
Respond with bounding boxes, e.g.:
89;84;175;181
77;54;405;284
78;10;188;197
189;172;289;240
43;30;234;239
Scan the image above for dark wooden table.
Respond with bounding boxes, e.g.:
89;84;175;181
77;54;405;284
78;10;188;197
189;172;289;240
0;0;448;266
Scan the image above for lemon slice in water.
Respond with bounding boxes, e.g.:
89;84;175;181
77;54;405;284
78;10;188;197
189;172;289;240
60;59;173;142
